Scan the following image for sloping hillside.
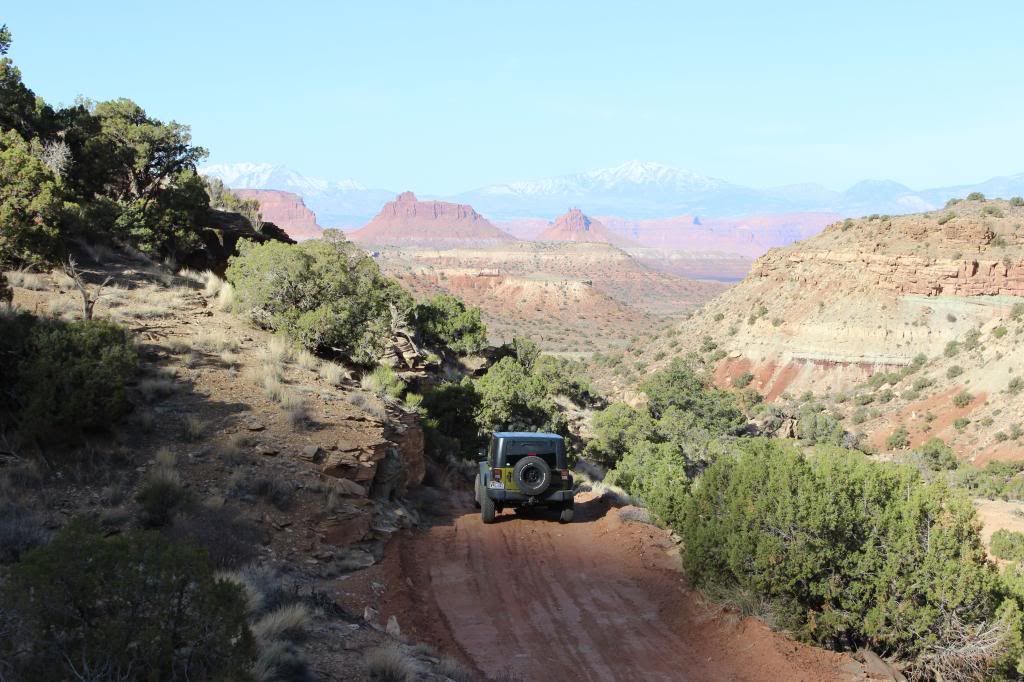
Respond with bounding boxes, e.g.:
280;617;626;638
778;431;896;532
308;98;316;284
538;208;639;247
602;197;1024;462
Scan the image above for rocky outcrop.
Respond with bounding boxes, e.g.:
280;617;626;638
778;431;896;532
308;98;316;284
233;189;323;240
349;192;514;246
539;208;637;247
192;209;294;273
754;250;1024;297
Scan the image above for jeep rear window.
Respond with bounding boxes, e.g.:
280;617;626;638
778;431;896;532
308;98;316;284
505;440;558;455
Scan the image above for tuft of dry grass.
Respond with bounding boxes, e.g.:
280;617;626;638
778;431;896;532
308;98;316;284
281;393;309;431
203;272;225;296
195;329;239;354
183;416;207;442
251;640;310;682
365;645;418;682
138;376;178;403
6;269;49;290
251;604;310;643
216;282;235;311
155;447;177;468
437;656;474;682
263;337;291;365
319;361;349;386
347;392;388;421
294;349;320;371
47;296;80;320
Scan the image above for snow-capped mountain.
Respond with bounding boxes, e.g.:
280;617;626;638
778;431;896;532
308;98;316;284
202;160;1024;225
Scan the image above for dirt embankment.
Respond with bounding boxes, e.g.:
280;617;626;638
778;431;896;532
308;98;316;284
347;493;862;681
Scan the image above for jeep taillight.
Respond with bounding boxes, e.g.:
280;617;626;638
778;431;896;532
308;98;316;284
493;468;502;481
560;469;569;480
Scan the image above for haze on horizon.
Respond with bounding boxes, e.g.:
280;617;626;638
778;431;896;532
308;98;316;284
5;1;1024;195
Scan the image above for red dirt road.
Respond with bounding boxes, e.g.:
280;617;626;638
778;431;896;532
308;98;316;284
390;493;860;681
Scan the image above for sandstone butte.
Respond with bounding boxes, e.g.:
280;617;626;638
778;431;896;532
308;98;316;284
347;191;515;246
233;189;323;241
537;207;639;248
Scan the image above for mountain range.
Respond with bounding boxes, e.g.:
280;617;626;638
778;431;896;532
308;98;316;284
200;160;1024;227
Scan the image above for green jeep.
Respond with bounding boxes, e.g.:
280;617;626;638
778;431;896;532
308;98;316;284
475;432;575;524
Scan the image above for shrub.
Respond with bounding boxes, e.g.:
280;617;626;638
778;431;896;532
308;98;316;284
1;521;254;680
1011;197;1024;207
851;408;868;424
887;425;910;449
680;441;999;666
226;238;413;364
953;417;971;432
413;294;487;354
732;371;754;388
953;391;974;408
937;211;955;226
136;465;188;528
795;408;843;447
915;437;958;471
365;645;418;682
991;530;1024;562
945;340;961;357
0;502;49;563
913;376;934;391
964;328;982;350
640;357;745;435
967;191;986;201
1013;302;1024;322
1;315;137;446
984;205;1005;218
1011;378;1024;397
0;129;63;267
947;365;964;379
994;326;1009;339
584;402;655;467
361;364;405;401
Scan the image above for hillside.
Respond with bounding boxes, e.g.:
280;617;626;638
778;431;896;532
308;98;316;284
234;189;323;240
603;196;1024;463
348;192;514;247
537;208;638;247
376;241;727;352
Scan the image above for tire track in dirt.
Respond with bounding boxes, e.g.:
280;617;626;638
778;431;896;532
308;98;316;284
408;494;860;681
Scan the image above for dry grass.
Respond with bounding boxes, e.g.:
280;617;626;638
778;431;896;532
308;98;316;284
294;349;320;371
183;416;207;442
217;282;235;311
138;376;178;403
263;337;291;365
251;604;310;643
347;392;388;421
155;447;177;468
252;640;310;682
365;645;418;682
46;296;80;320
437;657;474;681
203;272;225;296
195;329;239;353
319;361;349;386
281;393;309;430
6;269;49;290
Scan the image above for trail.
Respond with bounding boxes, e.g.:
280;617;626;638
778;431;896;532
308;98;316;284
388;493;861;682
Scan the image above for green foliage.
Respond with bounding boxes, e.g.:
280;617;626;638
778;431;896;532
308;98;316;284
914;437;958;471
473;355;564;434
954;417;971;431
732;371;754;388
226;238;412;364
0;314;137;447
533;354;594;405
1011;197;1024;207
984;205;1005;218
992;530;1024;562
945;340;961;357
937;211;955;225
585;403;656;467
413;294;488;354
887;425;910;449
0;129;63;266
795;406;843;446
680;442;999;662
953;390;974;408
1008;377;1024;395
947;365;964;379
420;378;481;459
968;191;987;201
994;326;1008;339
361;364;406;400
640;357;745;435
1;520;254;680
964;328;982;351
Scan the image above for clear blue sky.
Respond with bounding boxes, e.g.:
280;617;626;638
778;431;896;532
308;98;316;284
5;1;1024;194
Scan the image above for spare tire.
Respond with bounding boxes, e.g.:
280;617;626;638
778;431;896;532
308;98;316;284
513;456;551;496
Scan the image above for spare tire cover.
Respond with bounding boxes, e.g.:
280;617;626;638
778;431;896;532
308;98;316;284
513;456;551;496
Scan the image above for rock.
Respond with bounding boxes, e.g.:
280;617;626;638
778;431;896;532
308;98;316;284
336;478;367;498
348;191;513;247
232;189;322;240
858;649;906;681
300;445;325;463
385;615;401;637
539;208;637;248
337;549;376;571
244;419;265;431
255;444;279;457
363;606;378;624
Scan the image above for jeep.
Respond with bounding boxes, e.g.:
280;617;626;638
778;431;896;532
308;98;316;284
475;432;575;524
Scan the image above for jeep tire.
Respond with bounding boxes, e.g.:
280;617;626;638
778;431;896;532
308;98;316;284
474;474;481;509
480;478;496;524
513;456;552;496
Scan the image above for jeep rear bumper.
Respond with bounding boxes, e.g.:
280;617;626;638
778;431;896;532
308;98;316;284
485;488;575;504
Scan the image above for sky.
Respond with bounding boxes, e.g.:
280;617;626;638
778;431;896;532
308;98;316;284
5;1;1024;195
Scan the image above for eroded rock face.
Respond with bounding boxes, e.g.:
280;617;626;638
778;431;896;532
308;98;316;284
539;208;637;247
348;192;514;246
233;189;323;240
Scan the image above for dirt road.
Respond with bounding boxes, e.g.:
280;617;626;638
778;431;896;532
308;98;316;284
380;493;861;681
